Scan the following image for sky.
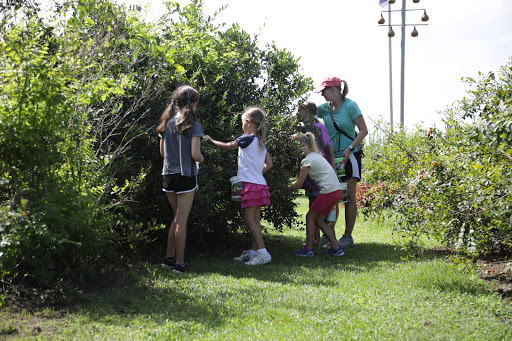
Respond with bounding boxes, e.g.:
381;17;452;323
39;0;512;130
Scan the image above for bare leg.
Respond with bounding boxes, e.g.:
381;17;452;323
328;203;339;238
165;192;178;259
166;191;195;264
251;235;257;251
314;226;321;243
309;196;321;243
305;211;317;250
329;221;336;236
306;211;339;250
243;206;265;250
318;219;340;250
321;204;338;248
344;178;358;236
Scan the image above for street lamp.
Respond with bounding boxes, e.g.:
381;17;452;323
378;0;429;128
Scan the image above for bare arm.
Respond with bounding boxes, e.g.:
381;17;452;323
205;135;239;151
328;146;335;171
191;136;203;164
342;115;368;163
263;151;273;174
286;166;310;193
352;115;368;146
159;138;164;158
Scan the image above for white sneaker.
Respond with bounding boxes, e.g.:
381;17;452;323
244;252;271;265
338;235;354;248
234;250;253;262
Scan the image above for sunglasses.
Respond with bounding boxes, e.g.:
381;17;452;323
321;87;331;95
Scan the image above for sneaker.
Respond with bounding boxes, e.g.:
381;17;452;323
161;256;176;269
234;250;254;262
338;235;354;248
293;247;314;257
172;263;189;274
320;235;329;245
245;252;272;265
322;247;345;256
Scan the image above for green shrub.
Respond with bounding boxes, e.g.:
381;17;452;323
124;1;310;238
0;1;147;285
363;60;512;259
0;0;310;285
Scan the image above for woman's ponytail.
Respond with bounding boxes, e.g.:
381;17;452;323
340;80;349;102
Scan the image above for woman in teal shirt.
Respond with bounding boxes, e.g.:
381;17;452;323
315;76;368;248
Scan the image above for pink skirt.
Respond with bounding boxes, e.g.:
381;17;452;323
241;182;270;208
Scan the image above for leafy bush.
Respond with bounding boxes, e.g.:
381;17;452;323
0;0;310;285
0;0;166;285
363;59;512;258
125;1;310;238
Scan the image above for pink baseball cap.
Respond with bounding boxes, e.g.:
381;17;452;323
315;76;342;93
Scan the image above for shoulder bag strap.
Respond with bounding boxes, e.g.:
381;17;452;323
328;102;356;140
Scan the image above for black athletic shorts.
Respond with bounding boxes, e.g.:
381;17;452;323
339;150;362;182
162;174;198;194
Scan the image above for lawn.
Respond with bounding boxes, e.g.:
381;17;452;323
1;196;511;340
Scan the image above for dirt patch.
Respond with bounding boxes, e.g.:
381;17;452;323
479;258;512;301
428;248;512;302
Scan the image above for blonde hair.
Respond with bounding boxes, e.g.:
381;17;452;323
243;107;266;150
292;132;320;154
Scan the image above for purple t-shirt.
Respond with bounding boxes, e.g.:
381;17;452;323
311;122;332;160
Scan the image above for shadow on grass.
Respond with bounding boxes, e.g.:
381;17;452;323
42;232;489;332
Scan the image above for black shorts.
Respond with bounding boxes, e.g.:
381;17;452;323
340;150;362;182
162;174;198;194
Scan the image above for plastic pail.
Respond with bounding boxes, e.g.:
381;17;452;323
229;176;243;201
334;157;346;181
339;183;348;204
326;205;337;222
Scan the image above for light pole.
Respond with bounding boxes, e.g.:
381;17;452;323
378;0;429;127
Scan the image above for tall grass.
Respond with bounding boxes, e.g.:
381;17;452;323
1;196;511;340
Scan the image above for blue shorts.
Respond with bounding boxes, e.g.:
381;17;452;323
162;174;197;194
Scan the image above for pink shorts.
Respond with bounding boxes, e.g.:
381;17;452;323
310;190;342;217
241;182;270;208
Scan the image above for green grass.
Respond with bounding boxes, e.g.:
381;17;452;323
2;196;512;340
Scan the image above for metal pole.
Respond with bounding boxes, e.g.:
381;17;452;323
400;0;406;127
388;3;393;130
